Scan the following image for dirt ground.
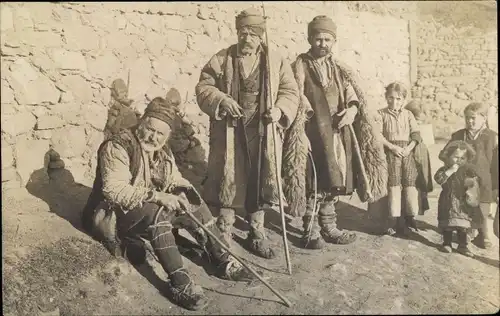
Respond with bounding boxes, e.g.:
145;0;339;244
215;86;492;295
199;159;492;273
2;142;499;315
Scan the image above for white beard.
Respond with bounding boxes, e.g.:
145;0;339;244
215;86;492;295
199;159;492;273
139;141;164;153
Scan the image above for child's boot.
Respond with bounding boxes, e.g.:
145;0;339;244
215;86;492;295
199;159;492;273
405;215;419;232
440;229;453;253
457;229;474;258
395;216;410;237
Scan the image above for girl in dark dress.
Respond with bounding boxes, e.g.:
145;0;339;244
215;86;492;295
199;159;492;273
435;140;480;257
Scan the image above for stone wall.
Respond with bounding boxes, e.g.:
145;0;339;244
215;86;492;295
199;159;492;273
1;1;412;190
412;1;498;139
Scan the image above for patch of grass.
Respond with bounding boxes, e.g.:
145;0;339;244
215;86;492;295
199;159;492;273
3;236;114;315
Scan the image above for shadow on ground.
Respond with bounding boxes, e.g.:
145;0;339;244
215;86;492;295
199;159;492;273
25;150;92;236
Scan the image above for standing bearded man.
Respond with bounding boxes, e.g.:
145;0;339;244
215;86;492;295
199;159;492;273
195;8;300;259
289;15;388;249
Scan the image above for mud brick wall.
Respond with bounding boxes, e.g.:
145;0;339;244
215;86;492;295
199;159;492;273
412;1;498;139
1;1;413;191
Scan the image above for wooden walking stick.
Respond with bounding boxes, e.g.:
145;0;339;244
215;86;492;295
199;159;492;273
152;191;293;307
348;125;373;202
261;2;292;275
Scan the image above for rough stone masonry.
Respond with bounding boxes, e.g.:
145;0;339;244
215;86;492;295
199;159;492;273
0;1;415;191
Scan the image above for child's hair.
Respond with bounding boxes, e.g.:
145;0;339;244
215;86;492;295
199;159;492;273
440;140;476;163
385;81;408;99
405;100;422;120
463;102;489;116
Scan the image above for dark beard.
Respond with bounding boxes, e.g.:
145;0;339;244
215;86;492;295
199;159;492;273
311;47;330;58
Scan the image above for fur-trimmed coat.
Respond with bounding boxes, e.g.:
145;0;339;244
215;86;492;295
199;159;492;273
285;54;388;216
195;45;300;208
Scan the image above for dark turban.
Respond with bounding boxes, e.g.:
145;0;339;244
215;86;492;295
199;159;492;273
308;15;337;38
235;8;266;37
143;88;181;128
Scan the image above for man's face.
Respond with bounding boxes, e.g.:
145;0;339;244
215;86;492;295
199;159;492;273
237;27;261;55
464;111;485;131
136;117;171;153
309;32;335;58
385;90;405;111
449;148;467;166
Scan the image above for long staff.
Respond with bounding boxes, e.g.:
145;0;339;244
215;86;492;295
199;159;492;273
152;191;293;307
261;2;292;275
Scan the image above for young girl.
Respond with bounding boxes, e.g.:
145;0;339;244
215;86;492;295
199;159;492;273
435;140;480;257
378;82;422;236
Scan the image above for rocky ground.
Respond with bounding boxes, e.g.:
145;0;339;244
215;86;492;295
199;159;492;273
2;142;499;315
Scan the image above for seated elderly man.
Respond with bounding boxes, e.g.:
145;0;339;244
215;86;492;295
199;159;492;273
81;89;256;311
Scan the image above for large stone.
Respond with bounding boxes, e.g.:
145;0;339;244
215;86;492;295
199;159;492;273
50;49;87;71
87;52;122;82
15;138;50;186
0;6;13;32
104;31;132;51
82;102;108;131
13;6;34;30
50;126;87;158
148;33;169;57
140;13;163;32
63;158;90;186
181;16;204;32
62;24;101;52
1;144;14;169
36;115;65;130
34;129;53;140
3;30;63;49
126;56;152;101
460;65;482;76
187;34;215;56
162;15;183;30
59;75;94;105
457;82;478;93
2;167;19;182
164;30;188;53
47;102;83;126
1;80;16;106
9;58;39;84
1;112;36;137
152;56;180;84
1;102;17;117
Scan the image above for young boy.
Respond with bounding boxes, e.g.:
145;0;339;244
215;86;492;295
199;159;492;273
439;102;498;248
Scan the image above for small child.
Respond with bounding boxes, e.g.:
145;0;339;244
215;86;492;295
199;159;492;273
439;102;498;249
435;140;480;257
378;82;423;236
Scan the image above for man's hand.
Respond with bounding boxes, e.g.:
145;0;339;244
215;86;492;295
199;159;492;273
220;97;243;118
337;106;358;129
155;192;189;213
263;107;282;124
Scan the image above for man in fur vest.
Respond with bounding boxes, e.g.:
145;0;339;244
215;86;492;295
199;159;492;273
290;15;388;249
81;89;257;311
195;8;299;259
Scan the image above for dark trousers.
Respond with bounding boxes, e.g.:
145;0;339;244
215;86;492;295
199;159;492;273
116;202;227;286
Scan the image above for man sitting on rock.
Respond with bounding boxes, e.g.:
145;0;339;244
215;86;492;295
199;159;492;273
81;88;257;311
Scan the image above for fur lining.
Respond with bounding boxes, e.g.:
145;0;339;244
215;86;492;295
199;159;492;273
284;55;388;217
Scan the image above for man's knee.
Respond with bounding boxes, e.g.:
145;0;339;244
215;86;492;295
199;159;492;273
216;208;236;233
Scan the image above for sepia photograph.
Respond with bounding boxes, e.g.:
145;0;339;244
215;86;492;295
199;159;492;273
1;1;498;315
